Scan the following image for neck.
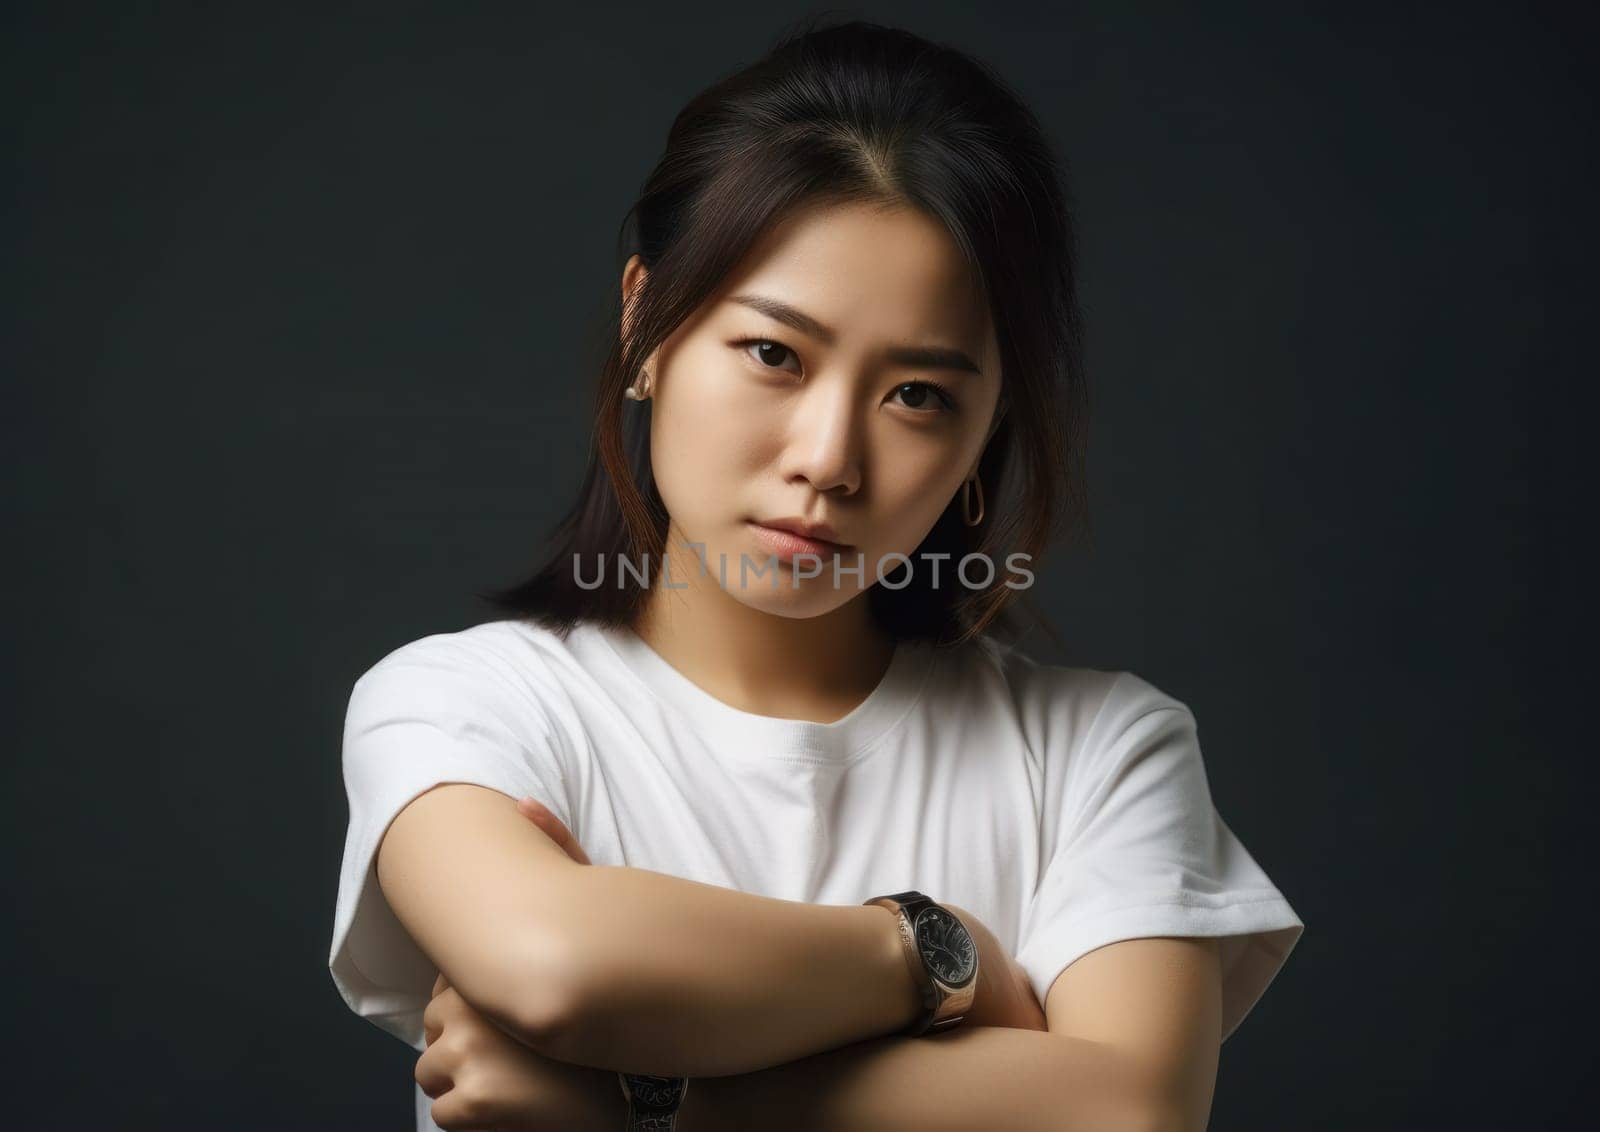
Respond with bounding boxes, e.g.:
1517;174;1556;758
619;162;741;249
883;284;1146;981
631;526;896;723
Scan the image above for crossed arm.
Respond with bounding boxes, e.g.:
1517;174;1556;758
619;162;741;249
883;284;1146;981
383;785;1224;1130
665;981;1221;1132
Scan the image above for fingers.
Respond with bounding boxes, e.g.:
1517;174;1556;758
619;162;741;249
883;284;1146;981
516;796;592;865
414;1052;450;1102
414;1033;458;1108
423;990;447;1047
432;971;450;999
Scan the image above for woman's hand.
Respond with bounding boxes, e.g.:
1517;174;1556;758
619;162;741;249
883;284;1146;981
515;796;591;864
937;902;1048;1032
417;974;622;1130
411;796;614;1130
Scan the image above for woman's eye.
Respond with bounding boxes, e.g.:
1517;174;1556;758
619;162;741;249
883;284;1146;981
736;338;801;374
891;381;956;414
732;338;954;415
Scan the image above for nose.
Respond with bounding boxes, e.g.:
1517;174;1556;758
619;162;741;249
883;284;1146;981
779;378;863;497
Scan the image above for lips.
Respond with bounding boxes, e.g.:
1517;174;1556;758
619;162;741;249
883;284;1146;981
747;520;854;562
754;517;850;545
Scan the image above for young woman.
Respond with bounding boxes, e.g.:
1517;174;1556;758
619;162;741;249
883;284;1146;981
329;18;1304;1131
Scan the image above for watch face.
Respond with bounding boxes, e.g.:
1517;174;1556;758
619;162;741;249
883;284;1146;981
623;1074;686;1108
913;905;977;986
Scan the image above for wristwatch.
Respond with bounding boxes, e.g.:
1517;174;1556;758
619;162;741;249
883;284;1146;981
863;890;979;1036
617;1072;688;1130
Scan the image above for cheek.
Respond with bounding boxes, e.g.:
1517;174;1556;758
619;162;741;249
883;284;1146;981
865;449;964;546
649;352;770;512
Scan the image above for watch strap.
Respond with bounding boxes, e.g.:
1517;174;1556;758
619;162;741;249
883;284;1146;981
617;1073;688;1131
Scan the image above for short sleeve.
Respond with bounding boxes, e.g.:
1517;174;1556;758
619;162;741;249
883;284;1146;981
1013;672;1304;1043
327;633;572;1052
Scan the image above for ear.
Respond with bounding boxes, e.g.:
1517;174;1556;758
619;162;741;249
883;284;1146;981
985;401;1007;443
967;397;1007;479
621;254;659;376
621;254;648;340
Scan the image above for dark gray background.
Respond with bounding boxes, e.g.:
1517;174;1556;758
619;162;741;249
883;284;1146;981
7;1;1586;1127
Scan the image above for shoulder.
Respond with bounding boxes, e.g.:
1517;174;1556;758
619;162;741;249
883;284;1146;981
347;618;594;736
357;618;571;679
955;632;1195;744
355;617;596;690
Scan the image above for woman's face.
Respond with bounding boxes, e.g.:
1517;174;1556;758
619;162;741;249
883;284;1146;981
629;199;1004;620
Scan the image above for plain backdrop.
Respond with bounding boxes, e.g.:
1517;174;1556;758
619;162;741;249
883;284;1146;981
6;1;1587;1127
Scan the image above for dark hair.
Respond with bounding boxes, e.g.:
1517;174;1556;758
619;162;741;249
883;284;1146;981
478;16;1087;652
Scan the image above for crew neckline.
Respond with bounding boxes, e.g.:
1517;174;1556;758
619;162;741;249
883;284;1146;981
587;621;935;763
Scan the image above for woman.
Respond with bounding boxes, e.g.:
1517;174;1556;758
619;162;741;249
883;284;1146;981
329;18;1304;1131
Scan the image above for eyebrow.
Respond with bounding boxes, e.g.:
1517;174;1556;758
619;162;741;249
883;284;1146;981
728;292;983;376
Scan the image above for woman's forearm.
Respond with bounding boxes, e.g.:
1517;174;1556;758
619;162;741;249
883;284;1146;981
526;863;923;1076
682;1025;1170;1132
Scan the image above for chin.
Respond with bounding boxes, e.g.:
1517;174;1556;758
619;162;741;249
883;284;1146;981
722;573;863;619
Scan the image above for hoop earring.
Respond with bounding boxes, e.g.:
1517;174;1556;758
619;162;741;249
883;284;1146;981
624;369;652;401
962;474;985;526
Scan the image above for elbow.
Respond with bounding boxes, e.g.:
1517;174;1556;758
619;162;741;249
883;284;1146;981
1102;1066;1209;1132
496;934;591;1052
1128;1099;1208;1132
1123;1051;1214;1132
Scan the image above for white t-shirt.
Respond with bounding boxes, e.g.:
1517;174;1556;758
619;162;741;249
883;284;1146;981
329;618;1304;1129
